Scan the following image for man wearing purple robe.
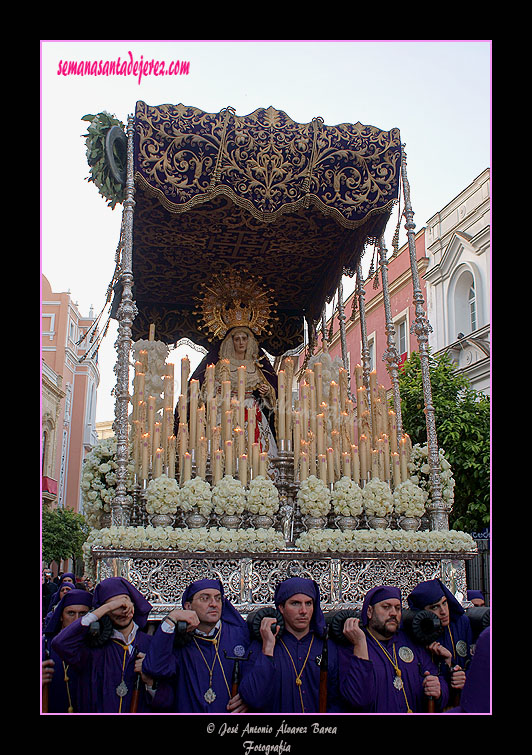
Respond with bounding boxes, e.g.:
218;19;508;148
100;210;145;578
238;577;345;713
445;626;490;713
42;588;93;712
142;578;251;713
407;578;473;704
338;585;449;713
51;577;172;713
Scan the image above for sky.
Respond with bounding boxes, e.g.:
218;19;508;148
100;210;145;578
40;40;491;424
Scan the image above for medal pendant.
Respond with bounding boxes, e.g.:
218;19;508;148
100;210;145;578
116;681;129;698
393;675;403;690
204;687;217;704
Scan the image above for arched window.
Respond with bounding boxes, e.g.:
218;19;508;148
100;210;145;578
468;284;477;332
453;268;479;337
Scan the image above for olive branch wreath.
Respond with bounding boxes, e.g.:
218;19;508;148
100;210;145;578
81;111;126;209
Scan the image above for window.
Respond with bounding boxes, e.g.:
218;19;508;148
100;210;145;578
469;285;477;332
397;319;408;363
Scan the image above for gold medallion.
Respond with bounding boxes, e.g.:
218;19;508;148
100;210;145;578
204;687;217;704
398;646;414;663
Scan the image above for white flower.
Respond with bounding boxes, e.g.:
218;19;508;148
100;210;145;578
145;474;180;515
295;528;478;554
408;444;455;510
212;475;246;515
297;475;331;518
392;479;428;517
246;476;280;516
362;478;393;516
331;476;363;517
178;477;213;517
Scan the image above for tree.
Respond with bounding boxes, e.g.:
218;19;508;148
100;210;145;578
42;506;89;570
398;351;490;532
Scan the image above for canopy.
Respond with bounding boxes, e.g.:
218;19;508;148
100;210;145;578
130;102;401;355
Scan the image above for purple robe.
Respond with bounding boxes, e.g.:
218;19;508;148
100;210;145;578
51;578;172;713
142;579;251;713
239;577;345;713
239;630;345;713
339;628;449;713
446;627;490;713
407;579;474;670
51;618;172;713
43;589;93;713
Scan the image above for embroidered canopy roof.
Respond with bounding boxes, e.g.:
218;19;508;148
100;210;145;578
130;101;401;354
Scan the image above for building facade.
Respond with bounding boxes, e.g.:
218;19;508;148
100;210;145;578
41;274;100;513
424;168;490;395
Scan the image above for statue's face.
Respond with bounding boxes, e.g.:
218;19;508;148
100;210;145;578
232;329;249;356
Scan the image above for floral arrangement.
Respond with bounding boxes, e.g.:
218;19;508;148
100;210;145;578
246;475;280;517
361;478;393;517
408;444;456;510
295;528;477;554
296;475;332;518
392;479;428;518
81;112;126;209
212;475;247;516
81;437;134;528
132;339;171;413
331;476;364;517
84;524;285;557
145;474;180;515
177;477;213;518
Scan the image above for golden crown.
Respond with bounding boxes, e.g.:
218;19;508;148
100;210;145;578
195;269;277;341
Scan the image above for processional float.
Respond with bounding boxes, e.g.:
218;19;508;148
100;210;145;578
82;102;477;619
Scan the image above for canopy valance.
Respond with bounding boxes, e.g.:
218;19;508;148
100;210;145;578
130;102;401;354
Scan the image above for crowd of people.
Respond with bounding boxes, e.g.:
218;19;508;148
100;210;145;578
41;570;490;715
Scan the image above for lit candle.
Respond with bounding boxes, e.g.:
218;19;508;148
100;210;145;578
152;421;162;459
392;452;401;487
147;396;156;440
237;365;246;427
209;397;218;438
354;364;363;393
163;374;173;410
314;362;323;408
197;436;207;480
307;431;316;471
327;447;335;484
206;363;215;403
183;452;192;482
141;433;150;481
317;413;325;457
351;444;360;484
239;454;248;486
252;442;260;478
167;435;176;479
300;451;308;481
213;449;222;484
212;425;221;453
148;323;156;341
293;410;301;474
318;453;328;484
278;370;286;442
139;349;148;373
178;394;187;425
388;410;398;453
189;379;199;453
342;451;351;479
259;451;268;478
225;410;233;446
330;381;339;431
359;434;368;482
400;436;409;481
371;449;380;480
225;440;233;476
180;356;190;399
382;434;390;481
153;447;163;479
247;412;256;459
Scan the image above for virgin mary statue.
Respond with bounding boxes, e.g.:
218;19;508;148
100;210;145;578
188;269;279;458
